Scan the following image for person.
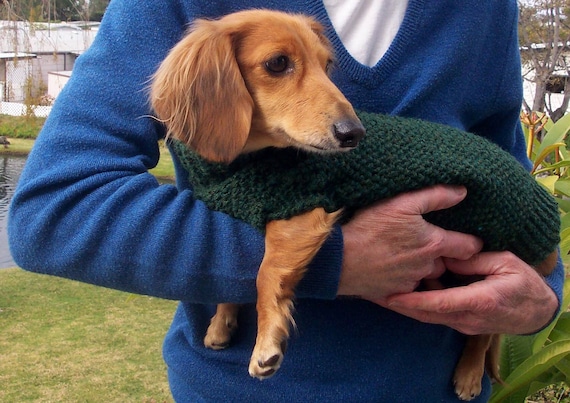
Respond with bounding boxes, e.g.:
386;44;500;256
8;1;563;402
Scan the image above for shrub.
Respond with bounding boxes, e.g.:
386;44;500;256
0;114;45;139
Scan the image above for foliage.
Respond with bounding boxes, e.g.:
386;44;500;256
0;114;44;138
489;112;570;402
1;0;111;22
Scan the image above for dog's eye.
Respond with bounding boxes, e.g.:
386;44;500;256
265;55;291;75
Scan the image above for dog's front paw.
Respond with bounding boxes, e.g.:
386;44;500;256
204;311;238;350
453;372;482;401
248;340;287;379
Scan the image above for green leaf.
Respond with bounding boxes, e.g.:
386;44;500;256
555;178;570;196
554;356;570;380
561;211;570;227
536;175;559;193
533;143;566;171
490;340;570;402
557;198;570;214
500;335;535;381
560;228;570;258
536;113;570;157
534;160;570;176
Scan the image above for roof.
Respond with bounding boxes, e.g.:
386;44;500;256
0;52;36;59
0;20;98;54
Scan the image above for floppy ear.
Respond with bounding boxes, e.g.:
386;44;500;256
304;16;333;53
150;19;254;163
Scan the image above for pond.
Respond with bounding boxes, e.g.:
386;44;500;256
0;155;26;269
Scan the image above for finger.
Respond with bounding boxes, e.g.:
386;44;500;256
374;297;468;328
443;252;513;277
385;303;463;326
403;185;468;215
386;283;492;314
424;258;446;280
384;304;482;334
430;228;483;260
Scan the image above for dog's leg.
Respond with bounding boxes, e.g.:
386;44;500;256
248;207;341;379
204;303;240;350
485;334;502;384
453;334;494;401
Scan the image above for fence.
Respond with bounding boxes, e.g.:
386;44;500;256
0;101;51;118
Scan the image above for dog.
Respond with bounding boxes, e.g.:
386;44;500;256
150;9;558;401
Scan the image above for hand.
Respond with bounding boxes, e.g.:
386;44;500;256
338;185;483;302
382;252;559;335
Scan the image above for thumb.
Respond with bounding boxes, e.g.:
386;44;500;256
443;253;504;277
402;185;468;215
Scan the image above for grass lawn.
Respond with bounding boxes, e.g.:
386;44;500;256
150;142;176;181
0;268;177;402
0;138;36;157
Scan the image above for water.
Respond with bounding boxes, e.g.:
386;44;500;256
0;156;26;269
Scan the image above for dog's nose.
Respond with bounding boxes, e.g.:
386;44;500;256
333;119;366;148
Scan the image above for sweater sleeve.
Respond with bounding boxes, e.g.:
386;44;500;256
7;0;344;303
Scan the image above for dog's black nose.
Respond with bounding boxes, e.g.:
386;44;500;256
333;119;366;148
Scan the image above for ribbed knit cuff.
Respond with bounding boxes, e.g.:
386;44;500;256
295;224;344;300
540;254;565;329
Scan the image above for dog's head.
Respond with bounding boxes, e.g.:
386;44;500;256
150;9;365;163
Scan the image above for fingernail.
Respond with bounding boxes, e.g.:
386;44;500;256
387;299;401;308
453;186;466;196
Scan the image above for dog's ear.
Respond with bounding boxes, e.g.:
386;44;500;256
305;17;333;53
151;20;254;163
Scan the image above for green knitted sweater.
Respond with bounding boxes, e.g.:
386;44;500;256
172;111;560;267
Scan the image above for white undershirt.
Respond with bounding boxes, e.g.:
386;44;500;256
322;0;409;67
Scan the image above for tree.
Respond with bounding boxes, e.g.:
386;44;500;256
88;0;109;22
1;0;110;22
519;0;570;121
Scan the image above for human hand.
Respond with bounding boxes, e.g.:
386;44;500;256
337;185;483;301
382;252;559;335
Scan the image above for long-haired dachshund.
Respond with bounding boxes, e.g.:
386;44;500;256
150;9;557;401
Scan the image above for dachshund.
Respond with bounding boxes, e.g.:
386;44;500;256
150;9;557;401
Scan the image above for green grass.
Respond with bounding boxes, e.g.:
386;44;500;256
0;138;36;157
0;268;177;402
0;115;45;139
149;142;175;181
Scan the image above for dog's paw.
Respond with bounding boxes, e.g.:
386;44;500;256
453;373;482;401
204;312;238;350
248;340;287;380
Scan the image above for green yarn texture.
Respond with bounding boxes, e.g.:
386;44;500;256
172;110;560;267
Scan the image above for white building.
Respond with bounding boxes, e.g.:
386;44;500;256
0;20;98;103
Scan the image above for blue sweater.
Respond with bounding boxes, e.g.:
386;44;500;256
8;1;564;402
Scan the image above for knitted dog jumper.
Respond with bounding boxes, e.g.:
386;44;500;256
172;111;560;267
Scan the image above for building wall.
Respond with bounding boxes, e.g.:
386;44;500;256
47;70;72;99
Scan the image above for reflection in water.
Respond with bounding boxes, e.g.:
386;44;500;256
0;156;26;268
